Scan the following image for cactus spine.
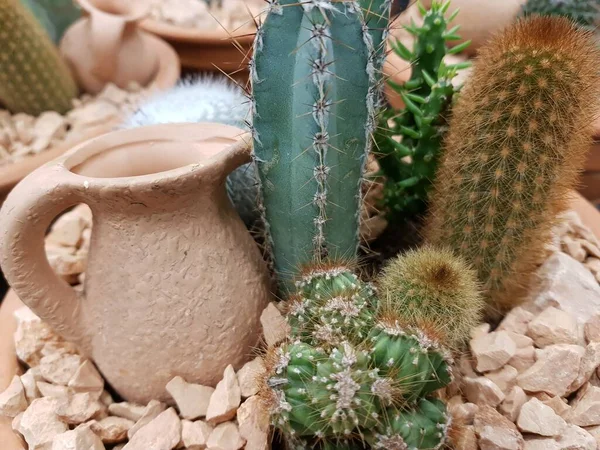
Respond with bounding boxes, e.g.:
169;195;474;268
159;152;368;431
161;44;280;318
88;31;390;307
251;0;389;289
521;0;600;30
375;0;470;221
425;16;600;314
0;0;78;115
259;251;485;448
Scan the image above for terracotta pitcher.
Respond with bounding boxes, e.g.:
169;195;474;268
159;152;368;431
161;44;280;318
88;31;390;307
0;123;272;404
60;0;158;94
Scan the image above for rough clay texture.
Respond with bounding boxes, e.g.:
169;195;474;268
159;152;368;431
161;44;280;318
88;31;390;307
0;124;272;404
448;212;600;450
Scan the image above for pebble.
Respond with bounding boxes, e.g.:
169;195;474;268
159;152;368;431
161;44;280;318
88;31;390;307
585;314;600;343
498;307;536;335
0;375;28;418
206;365;241;425
517;398;567;437
499;386;528;422
527;306;579;347
485;366;519;394
464;377;505;407
236;357;265;398
126;400;166;439
470;331;517;372
568;342;600;394
260;303;290;347
68;360;104;395
508;346;537;372
89;416;134;444
21;367;42;402
237;396;270;450
206;421;245;450
567;383;600;427
541;396;571;418
474;406;524;450
52;425;105;450
39;353;83;386
166;376;214;420
56;392;103;425
122;408;181;450
517;344;585;397
16;397;68;449
37;382;69;398
181;419;213;450
108;402;146;422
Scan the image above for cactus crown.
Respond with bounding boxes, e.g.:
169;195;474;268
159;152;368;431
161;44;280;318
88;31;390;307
378;246;483;349
425;16;600;314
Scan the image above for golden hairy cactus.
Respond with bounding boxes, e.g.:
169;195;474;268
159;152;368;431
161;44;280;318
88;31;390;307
425;16;600;316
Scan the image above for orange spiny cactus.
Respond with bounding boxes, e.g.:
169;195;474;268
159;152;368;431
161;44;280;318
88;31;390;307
425;16;600;316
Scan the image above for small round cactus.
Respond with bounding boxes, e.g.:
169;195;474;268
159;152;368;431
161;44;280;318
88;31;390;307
378;246;484;349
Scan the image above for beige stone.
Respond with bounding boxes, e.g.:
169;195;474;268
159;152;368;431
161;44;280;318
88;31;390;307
16;397;68;449
517;344;585;397
585;314;600;343
470;323;491;340
505;332;533;349
260;303;290;347
37;382;69;398
181;419;213;450
166;376;215;420
568;342;600;394
500;386;528;422
474;406;524;450
122;408;181;450
459;354;477;378
237;357;265;398
498;307;536;335
508;346;537;373
99;391;113;407
14;314;63;366
556;425;596;449
21;367;42;403
542;396;571;418
206;422;245;450
530;253;600;325
206;365;241;425
68;360;104;394
52;425;105;450
470;331;516;372
563;235;587;262
0;375;28;418
517;398;567;436
56;392;103;425
527;306;579;347
523;436;560;450
89;416;134;444
108;402;146;422
237;396;270;450
584;425;600;447
567;383;600;427
126;399;166;439
485;366;519;394
46;208;86;247
464;377;505;407
47;252;87;278
39;353;82;386
451;402;479;426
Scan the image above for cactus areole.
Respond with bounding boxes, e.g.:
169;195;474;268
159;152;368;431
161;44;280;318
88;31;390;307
251;0;390;290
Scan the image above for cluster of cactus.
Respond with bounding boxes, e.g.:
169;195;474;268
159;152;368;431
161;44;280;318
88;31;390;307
0;0;78;115
20;0;81;44
425;16;600;315
259;248;483;449
123;76;258;228
250;0;391;290
520;0;600;30
374;0;470;221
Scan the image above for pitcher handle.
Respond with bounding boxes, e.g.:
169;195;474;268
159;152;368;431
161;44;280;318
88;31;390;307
0;163;89;349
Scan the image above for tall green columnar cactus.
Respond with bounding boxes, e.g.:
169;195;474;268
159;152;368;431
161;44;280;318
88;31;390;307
0;0;78;115
426;16;600;315
375;0;471;221
521;0;600;30
251;0;386;290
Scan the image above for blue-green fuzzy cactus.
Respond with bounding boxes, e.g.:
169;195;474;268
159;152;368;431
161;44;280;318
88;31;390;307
251;0;390;290
521;0;600;30
375;0;470;221
21;0;81;44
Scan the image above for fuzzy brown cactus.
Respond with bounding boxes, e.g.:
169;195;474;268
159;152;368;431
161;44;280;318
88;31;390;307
425;16;600;315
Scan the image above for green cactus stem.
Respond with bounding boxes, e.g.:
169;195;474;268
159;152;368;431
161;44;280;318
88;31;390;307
375;0;470;221
251;0;386;290
425;16;600;314
0;0;78;115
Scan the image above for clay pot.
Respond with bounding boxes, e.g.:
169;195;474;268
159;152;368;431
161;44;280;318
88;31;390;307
60;0;160;94
421;0;526;56
0;123;272;404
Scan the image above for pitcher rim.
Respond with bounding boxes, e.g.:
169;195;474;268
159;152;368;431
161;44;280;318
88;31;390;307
77;0;150;23
57;123;251;187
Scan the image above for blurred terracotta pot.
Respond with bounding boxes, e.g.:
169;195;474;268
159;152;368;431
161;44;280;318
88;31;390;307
0;123;271;404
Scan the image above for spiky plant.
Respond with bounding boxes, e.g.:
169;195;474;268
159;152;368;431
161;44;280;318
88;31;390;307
251;0;390;290
122;76;258;228
521;0;600;30
425;16;600;314
259;263;457;448
0;0;78;115
20;0;81;44
374;0;471;221
378;246;483;349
